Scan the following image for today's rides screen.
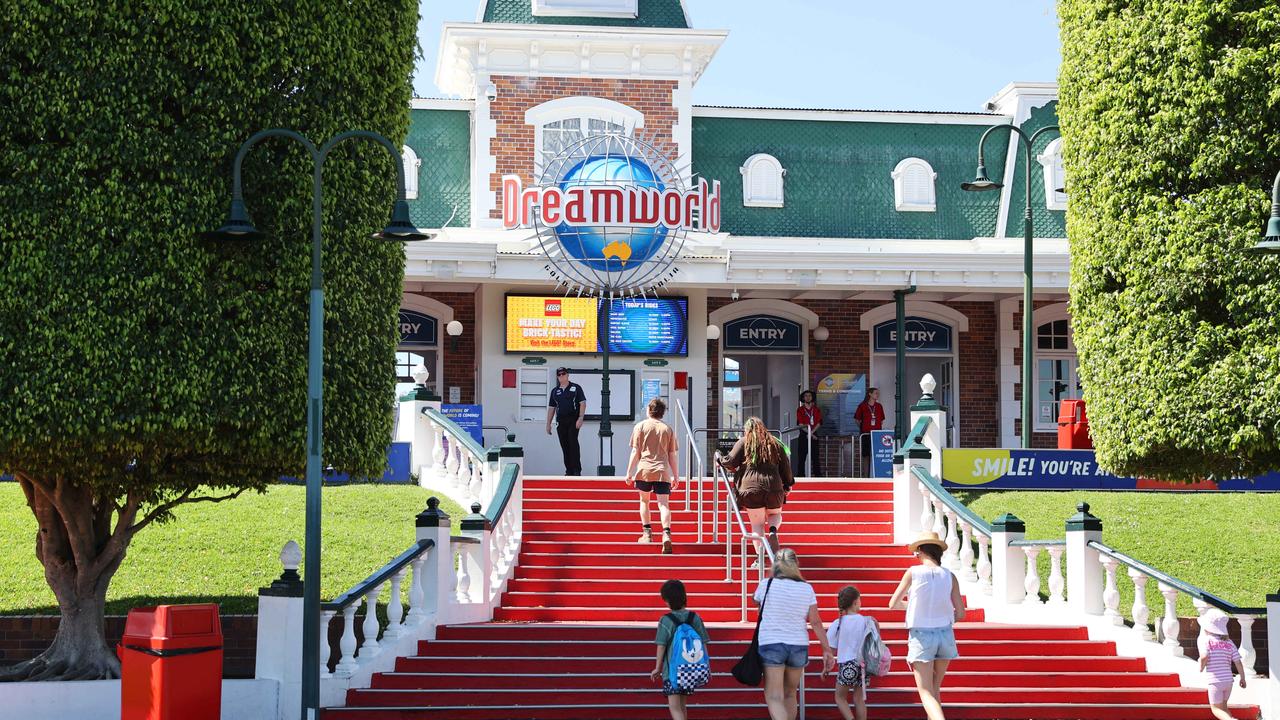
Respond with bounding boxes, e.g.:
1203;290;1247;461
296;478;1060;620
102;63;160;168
504;295;688;355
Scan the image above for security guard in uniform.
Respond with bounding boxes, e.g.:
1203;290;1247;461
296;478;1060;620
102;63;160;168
546;367;587;475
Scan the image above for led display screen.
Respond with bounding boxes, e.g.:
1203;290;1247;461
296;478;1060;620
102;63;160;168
505;295;688;356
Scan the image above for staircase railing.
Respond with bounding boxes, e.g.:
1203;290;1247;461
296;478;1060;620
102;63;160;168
674;398;707;541
713;451;777;622
420;406;500;508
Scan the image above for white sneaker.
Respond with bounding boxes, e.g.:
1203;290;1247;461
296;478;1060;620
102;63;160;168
637;530;652;543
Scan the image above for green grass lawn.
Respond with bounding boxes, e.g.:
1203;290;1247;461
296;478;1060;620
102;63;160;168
0;484;466;615
956;490;1280;620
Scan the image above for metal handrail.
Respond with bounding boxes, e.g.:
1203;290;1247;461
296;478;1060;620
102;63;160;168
322;539;435;611
1089;541;1266;615
674;398;706;541
714;452;777;622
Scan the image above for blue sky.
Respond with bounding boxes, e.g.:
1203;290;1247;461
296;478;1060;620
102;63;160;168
413;1;1062;112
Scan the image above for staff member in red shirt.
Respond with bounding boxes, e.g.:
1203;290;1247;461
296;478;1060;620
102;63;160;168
794;389;822;477
854;387;885;469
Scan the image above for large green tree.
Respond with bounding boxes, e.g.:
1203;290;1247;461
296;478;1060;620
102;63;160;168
1058;0;1280;480
0;0;418;679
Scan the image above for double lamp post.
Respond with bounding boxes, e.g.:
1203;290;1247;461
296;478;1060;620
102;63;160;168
204;128;433;720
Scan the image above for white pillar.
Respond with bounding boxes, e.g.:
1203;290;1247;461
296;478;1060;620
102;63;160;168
1065;503;1104;616
415;496;453;624
909;374;948;478
990;513;1027;607
460;502;494;612
893;451;930;545
1266;594;1280;720
255;541;305;720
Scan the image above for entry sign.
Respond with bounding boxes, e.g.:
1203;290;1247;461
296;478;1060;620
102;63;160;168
441;404;483;445
870;430;895;479
873;318;951;353
399;310;438;348
723;315;803;351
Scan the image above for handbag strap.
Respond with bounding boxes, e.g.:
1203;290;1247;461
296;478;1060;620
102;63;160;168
751;577;774;641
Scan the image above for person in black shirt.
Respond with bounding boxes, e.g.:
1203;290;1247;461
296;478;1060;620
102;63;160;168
546;367;587;475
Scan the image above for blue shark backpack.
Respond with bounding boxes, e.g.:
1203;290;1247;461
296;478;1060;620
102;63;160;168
665;612;711;692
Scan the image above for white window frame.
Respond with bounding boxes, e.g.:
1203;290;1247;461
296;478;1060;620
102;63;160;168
531;0;637;18
740;153;786;208
1037;137;1068;211
525;97;644;176
1032;304;1079;432
891;157;938;212
401;146;421;200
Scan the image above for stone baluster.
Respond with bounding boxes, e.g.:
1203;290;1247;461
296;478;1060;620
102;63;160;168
469;454;484;502
361;583;384;658
446;440;462;488
917;483;934;535
1022;546;1042;605
430;420;447;481
456;544;472;602
1236;615;1258;676
930;497;946;539
1129;570;1153;641
1158;583;1182;656
406;555;427;624
1192;598;1210;618
334;600;361;677
1100;556;1123;625
421;418;439;486
319;609;336;678
1047;546;1065;605
976;533;992;595
958;522;977;583
942;509;961;573
383;569;404;638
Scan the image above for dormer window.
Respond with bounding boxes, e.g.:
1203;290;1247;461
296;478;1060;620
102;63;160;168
531;0;637;18
402;146;421;200
740;153;785;208
1037;138;1067;211
892;158;937;212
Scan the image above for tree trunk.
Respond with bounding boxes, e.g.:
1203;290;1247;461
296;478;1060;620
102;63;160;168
1;475;134;681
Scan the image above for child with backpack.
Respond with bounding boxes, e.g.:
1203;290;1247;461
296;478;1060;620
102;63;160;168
651;579;711;720
822;586;877;720
1198;609;1247;720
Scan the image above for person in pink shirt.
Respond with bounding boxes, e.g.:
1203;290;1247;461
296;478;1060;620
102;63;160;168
1197;609;1247;720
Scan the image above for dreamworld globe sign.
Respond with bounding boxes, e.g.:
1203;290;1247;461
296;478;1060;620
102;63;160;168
502;130;721;296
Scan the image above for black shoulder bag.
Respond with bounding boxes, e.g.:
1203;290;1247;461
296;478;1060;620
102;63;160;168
731;577;772;686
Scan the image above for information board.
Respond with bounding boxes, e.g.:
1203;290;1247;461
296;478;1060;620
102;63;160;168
942;448;1280;491
814;372;866;436
602;298;688;356
870;430;896;478
441;404;483;445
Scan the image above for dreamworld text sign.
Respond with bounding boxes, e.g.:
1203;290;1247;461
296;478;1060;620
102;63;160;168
501;175;722;233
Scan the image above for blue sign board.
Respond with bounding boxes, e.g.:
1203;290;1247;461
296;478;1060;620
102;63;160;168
871;430;896;478
442;404;484;445
942;448;1280;491
399;310;438;347
723;315;803;351
602;298;688;356
873;317;952;353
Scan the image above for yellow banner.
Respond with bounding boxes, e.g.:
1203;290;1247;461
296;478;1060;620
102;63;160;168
505;296;598;353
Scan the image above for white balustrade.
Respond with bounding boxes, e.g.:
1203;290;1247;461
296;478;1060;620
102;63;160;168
456;544;473;602
930;496;946;539
407;555;428;624
942;509;961;573
976;534;992;595
319;609;336;678
1158;583;1182;656
918;482;934;534
1237;614;1257;676
1129;569;1153;641
446;441;462;488
1022;546;1043;605
1046;546;1065;605
958;522;977;583
360;583;384;658
1100;556;1123;625
430;421;447;481
334;601;361;677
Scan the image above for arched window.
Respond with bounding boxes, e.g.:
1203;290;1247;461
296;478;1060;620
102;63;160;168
402;146;421;200
1037;137;1067;211
891;158;937;212
740;153;785;208
525;97;643;179
1033;307;1079;431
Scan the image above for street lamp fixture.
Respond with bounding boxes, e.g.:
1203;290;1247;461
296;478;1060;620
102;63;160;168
962;123;1060;448
446;320;464;352
204;128;431;720
1251;170;1280;254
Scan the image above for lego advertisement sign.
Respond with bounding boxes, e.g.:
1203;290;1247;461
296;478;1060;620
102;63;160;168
505;296;598;353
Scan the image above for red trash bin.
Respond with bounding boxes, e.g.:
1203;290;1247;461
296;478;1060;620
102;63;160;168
1057;399;1092;449
119;603;222;720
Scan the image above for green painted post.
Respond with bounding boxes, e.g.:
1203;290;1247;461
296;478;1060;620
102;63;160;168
893;281;916;444
598;296;614;475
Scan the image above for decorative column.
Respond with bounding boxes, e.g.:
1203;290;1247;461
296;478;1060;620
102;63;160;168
255;541;306;720
991;513;1027;607
1129;570;1153;641
1265;593;1280;720
1065;502;1103;615
460;501;494;610
1158;583;1182;656
909;375;948;478
415;496;452;626
1022;546;1042;605
892;443;931;545
1099;556;1123;625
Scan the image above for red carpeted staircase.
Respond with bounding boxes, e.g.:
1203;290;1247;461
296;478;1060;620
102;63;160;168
327;476;1259;719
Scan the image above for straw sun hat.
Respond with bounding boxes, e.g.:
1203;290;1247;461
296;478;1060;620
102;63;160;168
1198;609;1230;637
908;530;948;553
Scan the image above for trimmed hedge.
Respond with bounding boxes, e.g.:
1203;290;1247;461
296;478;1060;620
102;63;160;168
1058;0;1280;480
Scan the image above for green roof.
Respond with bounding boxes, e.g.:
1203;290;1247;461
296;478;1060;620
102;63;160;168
1002;101;1066;238
406;109;471;228
481;0;689;28
692;116;1016;240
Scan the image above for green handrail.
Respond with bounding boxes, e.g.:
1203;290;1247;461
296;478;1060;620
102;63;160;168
1090;541;1265;615
322;539;435;611
910;464;993;536
484;462;520;526
422;406;488;460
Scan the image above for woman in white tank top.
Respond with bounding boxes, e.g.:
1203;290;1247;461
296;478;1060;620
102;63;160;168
888;531;965;720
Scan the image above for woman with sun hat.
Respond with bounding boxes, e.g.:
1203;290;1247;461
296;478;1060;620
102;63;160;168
888;531;966;720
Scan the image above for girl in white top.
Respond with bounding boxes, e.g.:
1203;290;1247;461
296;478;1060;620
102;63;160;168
752;548;834;720
888;531;965;720
821;586;875;720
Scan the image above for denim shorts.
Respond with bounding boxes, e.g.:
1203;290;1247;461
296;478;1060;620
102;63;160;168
906;626;958;664
758;642;808;668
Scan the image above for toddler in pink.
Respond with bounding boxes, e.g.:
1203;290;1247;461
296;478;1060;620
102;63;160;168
1197;609;1247;720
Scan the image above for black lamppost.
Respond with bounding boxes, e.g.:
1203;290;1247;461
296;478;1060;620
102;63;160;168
962;123;1061;448
1251;170;1280;254
204;129;431;720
